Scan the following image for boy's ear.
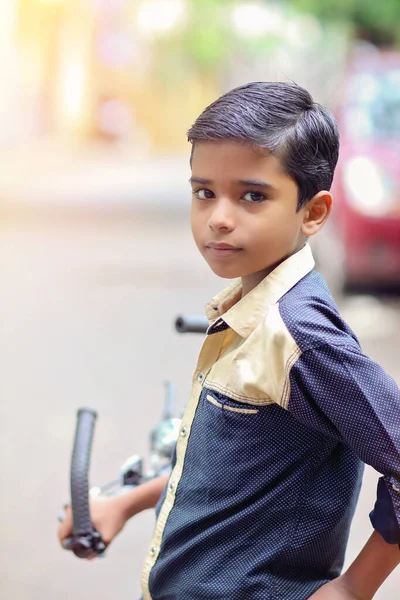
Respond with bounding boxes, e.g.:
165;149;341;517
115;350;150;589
301;191;332;237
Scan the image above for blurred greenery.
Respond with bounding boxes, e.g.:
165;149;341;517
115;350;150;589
183;0;233;69
152;0;235;78
290;0;400;46
152;0;285;80
152;0;400;83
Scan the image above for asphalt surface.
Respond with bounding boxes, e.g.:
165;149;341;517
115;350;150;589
1;210;399;600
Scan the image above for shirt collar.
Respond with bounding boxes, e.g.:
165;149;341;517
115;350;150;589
205;244;315;338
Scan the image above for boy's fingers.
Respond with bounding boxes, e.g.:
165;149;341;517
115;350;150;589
58;508;73;543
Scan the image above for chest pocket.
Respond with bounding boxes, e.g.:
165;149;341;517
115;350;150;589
206;394;259;415
201;387;263;448
192;388;267;503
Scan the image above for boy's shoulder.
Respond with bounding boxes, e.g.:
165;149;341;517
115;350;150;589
207;268;363;409
276;269;360;353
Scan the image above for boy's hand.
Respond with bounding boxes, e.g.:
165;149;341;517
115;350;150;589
310;531;400;600
308;576;366;600
58;496;128;558
57;475;169;559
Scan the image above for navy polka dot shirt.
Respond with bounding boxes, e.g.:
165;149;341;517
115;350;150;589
140;245;400;600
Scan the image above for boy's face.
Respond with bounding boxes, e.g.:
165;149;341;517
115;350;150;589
190;141;320;294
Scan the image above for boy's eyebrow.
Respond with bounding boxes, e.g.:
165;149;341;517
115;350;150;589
189;177;212;185
238;179;277;189
189;177;277;189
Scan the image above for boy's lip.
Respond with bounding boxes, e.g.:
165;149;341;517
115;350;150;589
206;242;241;250
206;242;243;258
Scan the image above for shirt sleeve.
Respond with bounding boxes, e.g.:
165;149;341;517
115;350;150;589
287;343;400;545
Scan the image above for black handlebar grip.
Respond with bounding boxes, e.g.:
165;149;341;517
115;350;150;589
175;315;209;334
70;408;97;539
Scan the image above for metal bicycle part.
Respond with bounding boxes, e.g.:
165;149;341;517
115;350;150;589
120;455;143;487
87;456;143;498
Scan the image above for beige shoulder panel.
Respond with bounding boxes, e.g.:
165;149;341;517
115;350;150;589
205;303;301;408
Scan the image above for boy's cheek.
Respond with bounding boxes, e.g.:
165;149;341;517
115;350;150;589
190;218;205;248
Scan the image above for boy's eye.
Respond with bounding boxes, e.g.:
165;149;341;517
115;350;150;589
194;188;214;200
243;191;266;203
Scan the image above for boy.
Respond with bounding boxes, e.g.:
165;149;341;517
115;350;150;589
59;82;400;599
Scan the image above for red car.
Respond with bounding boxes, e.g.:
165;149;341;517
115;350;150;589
315;46;400;292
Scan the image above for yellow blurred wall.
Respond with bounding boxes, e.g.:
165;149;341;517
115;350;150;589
15;0;221;151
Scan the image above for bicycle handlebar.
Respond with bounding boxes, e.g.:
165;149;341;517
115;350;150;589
175;315;209;334
61;315;207;560
63;408;106;558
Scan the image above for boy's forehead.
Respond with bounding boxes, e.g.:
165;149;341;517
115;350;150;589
192;139;267;161
190;140;287;181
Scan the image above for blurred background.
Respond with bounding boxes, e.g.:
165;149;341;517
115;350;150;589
1;1;399;599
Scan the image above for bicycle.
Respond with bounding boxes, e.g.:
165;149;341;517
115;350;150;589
59;314;208;559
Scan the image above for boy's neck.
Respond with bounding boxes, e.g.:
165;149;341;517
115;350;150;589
240;245;306;298
241;259;284;298
241;272;271;298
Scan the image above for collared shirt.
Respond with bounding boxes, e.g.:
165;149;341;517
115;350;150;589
141;244;400;600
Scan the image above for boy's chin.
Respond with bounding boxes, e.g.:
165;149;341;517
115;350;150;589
206;263;243;280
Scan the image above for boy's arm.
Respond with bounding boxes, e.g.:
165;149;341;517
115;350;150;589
287;343;400;592
116;473;169;519
310;530;400;599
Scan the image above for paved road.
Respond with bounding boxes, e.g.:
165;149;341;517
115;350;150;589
1;210;399;600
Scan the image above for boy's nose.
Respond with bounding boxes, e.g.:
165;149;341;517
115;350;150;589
208;199;236;232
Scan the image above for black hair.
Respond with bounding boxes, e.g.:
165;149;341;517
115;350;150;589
187;81;339;210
